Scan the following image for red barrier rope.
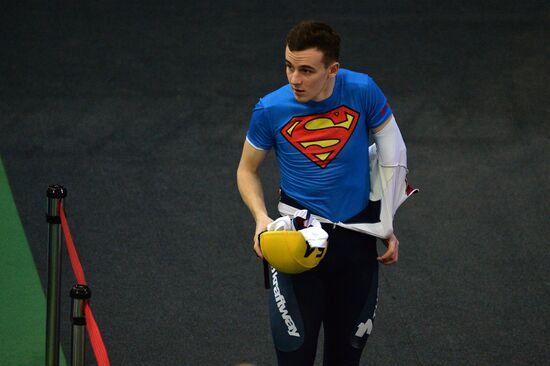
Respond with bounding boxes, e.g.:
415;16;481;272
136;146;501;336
59;201;110;366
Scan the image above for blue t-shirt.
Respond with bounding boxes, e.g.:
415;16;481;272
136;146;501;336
246;68;392;222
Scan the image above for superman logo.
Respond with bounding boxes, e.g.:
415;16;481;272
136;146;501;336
281;105;360;168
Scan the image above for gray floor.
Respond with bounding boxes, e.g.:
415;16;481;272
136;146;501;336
1;1;549;365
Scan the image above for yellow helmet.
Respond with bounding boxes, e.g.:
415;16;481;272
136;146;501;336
259;231;328;274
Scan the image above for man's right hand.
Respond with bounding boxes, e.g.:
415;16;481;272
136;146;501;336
253;215;273;258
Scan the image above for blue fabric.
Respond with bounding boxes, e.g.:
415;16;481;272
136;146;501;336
247;68;392;222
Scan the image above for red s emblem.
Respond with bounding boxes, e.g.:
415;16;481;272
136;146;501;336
281;106;360;168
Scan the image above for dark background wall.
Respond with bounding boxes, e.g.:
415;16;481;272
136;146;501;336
1;1;548;365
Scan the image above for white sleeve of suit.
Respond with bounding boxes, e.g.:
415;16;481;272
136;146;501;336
338;115;417;238
372;115;407;168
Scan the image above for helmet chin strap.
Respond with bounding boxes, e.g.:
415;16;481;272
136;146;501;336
264;259;271;290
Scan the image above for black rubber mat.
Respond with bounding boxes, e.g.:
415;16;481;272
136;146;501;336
1;1;548;365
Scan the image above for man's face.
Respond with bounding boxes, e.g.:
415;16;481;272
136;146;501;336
285;46;339;103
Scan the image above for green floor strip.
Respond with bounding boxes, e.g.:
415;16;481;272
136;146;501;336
0;158;67;366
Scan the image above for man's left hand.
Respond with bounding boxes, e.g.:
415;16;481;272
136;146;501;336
377;233;399;265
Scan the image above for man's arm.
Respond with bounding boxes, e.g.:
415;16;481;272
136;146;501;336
372;114;404;265
236;140;273;258
372;114;392;134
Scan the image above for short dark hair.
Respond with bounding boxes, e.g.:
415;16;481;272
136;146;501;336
286;20;340;66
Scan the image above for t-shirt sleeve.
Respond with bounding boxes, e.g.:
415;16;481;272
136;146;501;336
365;77;393;129
246;100;274;150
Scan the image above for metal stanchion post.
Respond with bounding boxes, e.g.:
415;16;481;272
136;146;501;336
46;185;67;366
70;284;91;366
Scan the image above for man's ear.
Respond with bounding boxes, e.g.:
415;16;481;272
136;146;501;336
328;62;340;78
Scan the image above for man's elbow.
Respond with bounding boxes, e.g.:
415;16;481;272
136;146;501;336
237;164;259;188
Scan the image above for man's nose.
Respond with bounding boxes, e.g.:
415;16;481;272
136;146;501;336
289;71;301;85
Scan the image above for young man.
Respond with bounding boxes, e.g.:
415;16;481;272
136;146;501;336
237;21;405;365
